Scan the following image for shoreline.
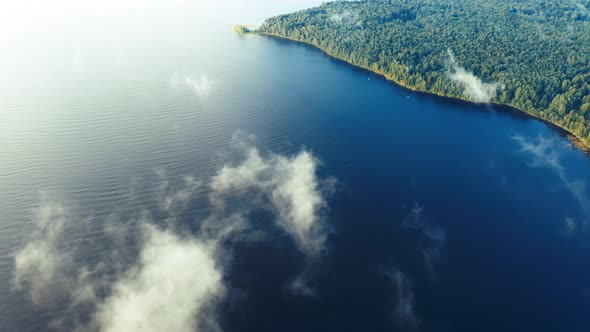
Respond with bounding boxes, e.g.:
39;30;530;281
256;32;590;153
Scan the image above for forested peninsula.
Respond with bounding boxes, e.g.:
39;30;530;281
254;0;590;149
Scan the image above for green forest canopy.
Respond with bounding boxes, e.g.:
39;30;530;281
257;0;590;146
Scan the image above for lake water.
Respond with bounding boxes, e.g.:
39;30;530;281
1;19;590;332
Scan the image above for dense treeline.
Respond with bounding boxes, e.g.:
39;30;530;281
257;0;590;146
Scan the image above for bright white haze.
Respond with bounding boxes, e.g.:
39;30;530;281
0;0;323;76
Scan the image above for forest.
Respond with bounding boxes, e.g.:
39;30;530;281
256;0;590;147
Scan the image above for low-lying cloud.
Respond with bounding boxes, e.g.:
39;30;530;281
12;134;335;329
211;134;331;258
95;224;222;332
447;49;501;103
328;9;360;26
171;72;215;99
13;199;70;307
13;201;225;332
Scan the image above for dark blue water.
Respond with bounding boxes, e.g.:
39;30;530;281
2;22;590;332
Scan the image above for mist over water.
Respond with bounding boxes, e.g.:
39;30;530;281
2;1;590;331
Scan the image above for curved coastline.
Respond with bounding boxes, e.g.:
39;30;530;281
257;32;590;153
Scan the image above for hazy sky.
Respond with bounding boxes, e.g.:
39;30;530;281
0;0;327;163
0;0;325;96
0;0;324;40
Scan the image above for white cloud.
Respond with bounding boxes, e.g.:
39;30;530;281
329;11;351;24
13;202;224;332
12;199;71;306
328;8;361;26
185;75;214;99
211;147;268;195
12;134;336;328
94;224;222;332
447;49;501;103
12;189;225;332
211;136;329;258
271;151;326;255
171;72;215;99
209;135;334;295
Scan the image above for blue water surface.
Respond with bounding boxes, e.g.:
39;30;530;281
1;23;589;332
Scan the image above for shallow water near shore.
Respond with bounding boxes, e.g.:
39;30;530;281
2;21;590;332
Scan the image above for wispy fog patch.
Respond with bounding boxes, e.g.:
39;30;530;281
402;203;446;280
384;268;419;330
560;217;589;241
447;49;501;103
514;135;590;238
171;72;215;99
211;133;332;259
328;7;361;26
12;198;70;306
513;135;590;216
154;170;202;214
12;134;336;328
513;135;564;173
12;200;225;332
210;133;335;295
94;224;222;332
329;11;351;23
563;217;578;236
